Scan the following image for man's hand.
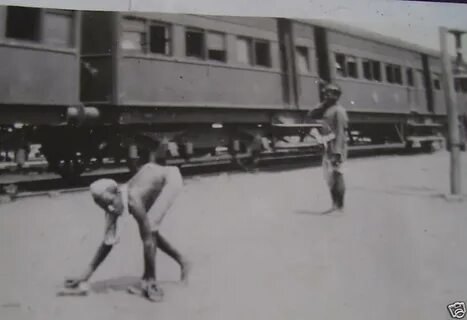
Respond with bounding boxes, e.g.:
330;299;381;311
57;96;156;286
64;277;87;289
59;278;90;296
330;153;342;166
310;128;324;144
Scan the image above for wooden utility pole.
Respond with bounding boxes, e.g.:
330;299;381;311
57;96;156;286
439;27;461;195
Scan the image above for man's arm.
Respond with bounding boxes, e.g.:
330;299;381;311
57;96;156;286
332;108;349;162
305;103;324;120
65;213;119;287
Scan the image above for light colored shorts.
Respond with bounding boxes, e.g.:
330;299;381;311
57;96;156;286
322;154;345;188
148;167;183;231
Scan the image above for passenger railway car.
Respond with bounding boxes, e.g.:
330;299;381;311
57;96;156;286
0;6;82;173
0;6;466;180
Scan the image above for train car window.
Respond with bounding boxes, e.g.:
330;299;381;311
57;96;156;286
417;70;425;88
362;59;381;81
406;68;414;87
236;37;252;65
462;79;467;93
461;78;467;93
296;46;310;73
121;18;146;52
385;64;394;83
372;61;382;81
394;65;402;85
207;32;226;62
254;40;271;67
432;73;441;90
186;28;205;59
6;6;40;41
335;53;346;77
454;78;467;93
385;64;402;84
149;24;170;55
43;10;73;47
362;59;372;80
346;56;358;79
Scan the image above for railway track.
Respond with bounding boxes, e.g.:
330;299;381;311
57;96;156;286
0;142;424;201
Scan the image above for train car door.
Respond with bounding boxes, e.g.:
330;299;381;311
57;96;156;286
422;54;435;113
313;26;331;101
277;18;299;109
405;67;418;111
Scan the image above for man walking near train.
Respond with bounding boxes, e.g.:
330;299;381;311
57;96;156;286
307;83;348;212
62;162;191;302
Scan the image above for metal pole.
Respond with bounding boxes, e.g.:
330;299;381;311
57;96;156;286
439;27;461;195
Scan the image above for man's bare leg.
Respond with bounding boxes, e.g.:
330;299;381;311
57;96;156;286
335;171;345;210
153;231;191;284
330;171;345;211
129;200;163;302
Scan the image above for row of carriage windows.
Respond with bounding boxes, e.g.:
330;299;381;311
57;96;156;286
121;17;313;72
4;8;464;93
334;52;445;90
121;17;277;68
4;6;73;47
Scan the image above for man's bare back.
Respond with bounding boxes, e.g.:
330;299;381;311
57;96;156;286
127;163;169;213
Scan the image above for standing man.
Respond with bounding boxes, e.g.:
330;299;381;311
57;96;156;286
63;163;191;302
307;83;349;212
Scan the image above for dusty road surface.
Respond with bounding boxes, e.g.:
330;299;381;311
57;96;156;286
1;151;467;320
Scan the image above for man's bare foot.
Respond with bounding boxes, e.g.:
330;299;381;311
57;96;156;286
127;285;143;295
321;207;337;214
144;281;164;302
58;281;90;296
128;280;164;302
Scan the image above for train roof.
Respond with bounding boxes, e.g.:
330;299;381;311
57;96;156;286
297;18;442;58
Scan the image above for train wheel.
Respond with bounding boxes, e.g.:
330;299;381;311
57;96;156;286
43;150;86;185
421;141;434;153
53;158;86;185
404;141;413;153
231;135;262;172
237;149;260;172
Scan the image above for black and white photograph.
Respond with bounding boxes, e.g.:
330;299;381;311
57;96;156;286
0;0;467;319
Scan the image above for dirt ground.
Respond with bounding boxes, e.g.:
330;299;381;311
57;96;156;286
1;151;467;320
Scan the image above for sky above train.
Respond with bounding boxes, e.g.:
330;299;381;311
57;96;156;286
1;0;467;54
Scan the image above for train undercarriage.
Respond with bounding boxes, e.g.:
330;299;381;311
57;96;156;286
0;105;458;184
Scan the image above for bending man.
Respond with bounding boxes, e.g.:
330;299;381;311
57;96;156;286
64;163;190;302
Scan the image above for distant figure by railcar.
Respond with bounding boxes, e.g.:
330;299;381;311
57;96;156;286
63;163;191;302
307;83;349;212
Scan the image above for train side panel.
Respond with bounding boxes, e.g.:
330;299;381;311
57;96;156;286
427;56;447;115
0;46;79;106
115;13;285;110
292;21;320;109
325;29;427;114
0;7;80;110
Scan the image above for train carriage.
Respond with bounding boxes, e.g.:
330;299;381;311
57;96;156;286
79;12;323;170
301;19;451;149
0;6;88;178
0;6;465;182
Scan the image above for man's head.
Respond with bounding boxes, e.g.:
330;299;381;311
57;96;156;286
322;83;342;106
90;179;124;216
